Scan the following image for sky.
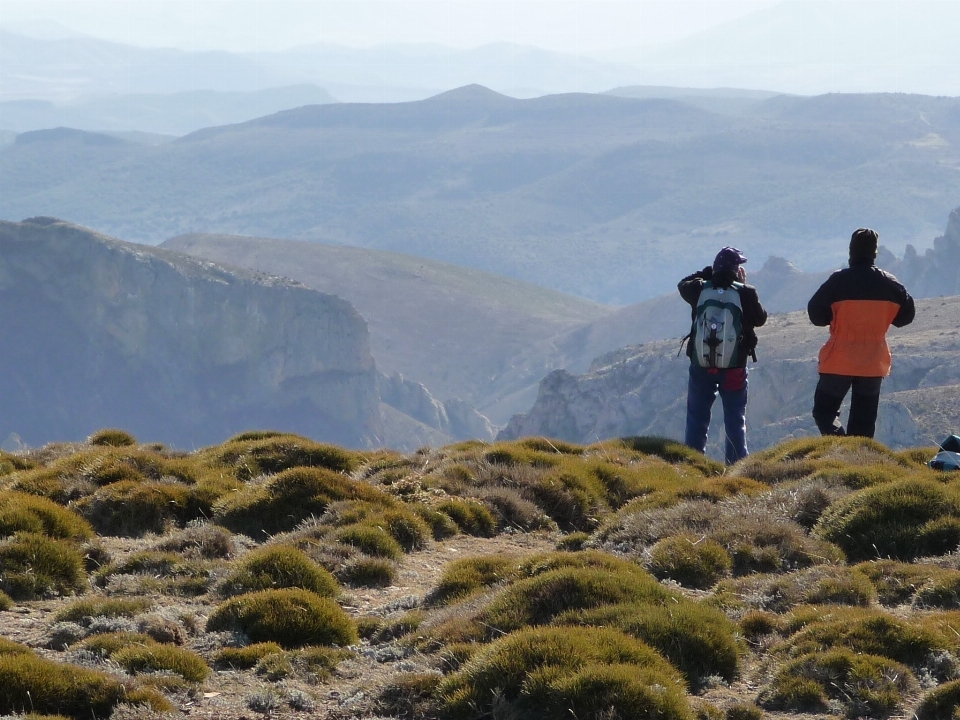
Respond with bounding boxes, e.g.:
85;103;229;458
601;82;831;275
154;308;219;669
0;0;780;53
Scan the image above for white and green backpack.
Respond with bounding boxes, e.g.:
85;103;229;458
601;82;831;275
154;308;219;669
691;281;744;369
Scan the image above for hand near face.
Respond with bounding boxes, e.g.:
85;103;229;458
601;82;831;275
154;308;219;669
736;266;746;282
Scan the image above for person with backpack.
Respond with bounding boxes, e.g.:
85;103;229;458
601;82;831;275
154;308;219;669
679;247;767;464
807;228;915;438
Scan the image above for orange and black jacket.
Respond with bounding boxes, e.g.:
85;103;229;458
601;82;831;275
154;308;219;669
807;261;915;377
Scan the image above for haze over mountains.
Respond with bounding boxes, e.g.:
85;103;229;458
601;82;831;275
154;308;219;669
2;86;957;305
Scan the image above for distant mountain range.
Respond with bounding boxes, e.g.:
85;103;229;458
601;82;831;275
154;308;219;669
0;85;338;136
2;86;957;306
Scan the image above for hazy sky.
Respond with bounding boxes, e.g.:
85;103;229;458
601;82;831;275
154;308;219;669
1;0;780;53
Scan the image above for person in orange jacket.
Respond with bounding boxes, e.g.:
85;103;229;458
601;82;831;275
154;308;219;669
807;228;915;437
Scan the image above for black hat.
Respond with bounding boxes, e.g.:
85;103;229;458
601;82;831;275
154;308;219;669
850;228;879;263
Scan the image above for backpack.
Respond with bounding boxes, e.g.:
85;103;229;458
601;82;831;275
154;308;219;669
691;281;744;369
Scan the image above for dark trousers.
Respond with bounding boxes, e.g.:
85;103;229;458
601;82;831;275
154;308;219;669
812;373;883;438
684;364;748;465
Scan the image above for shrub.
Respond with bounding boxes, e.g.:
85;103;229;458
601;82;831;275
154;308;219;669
718;566;876;613
382;508;432;551
915;570;960;609
917;678;960;720
0;650;129;719
113;644;210;682
779;611;947;667
815;479;960;561
0;532;86;600
759;649;917;718
88;429;137;447
375;672;442;719
556;532;591;551
337;556;397;588
648;535;732;589
214;642;283;669
619;436;723;475
206;588;358;648
55;597;152;624
335;523;403;559
481;566;675;635
413;506;459;540
439;626;690;720
856;560;938;606
75;632;157;658
436;499;497;537
76;480;195;537
212;435;360;479
155;523;234;559
0;492;94;541
427;555;519;606
215;467;389;537
219;544;339;598
556;601;742;683
0;590;11;611
740;611;779;640
480;487;556;531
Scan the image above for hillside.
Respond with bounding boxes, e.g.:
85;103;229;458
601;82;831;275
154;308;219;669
0;218;383;448
501;294;960;454
2;431;960;720
2;86;958;303
162;232;610;418
0;85;339;136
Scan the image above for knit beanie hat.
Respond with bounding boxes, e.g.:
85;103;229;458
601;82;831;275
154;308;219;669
850;228;879;263
712;246;747;274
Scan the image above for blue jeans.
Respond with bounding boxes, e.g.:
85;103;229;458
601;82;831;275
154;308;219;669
684;364;749;465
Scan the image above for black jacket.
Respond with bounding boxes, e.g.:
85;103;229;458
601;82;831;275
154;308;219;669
678;266;768;368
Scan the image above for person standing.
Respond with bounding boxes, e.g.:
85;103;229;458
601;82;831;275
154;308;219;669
807;228;915;438
679;247;767;464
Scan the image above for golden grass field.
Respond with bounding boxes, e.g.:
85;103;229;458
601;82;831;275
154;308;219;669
2;429;960;719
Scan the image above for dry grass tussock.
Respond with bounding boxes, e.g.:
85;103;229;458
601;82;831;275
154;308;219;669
1;432;960;719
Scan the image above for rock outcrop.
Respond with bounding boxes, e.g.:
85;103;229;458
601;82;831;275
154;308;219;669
377;372;496;442
500;297;960;453
0;218;382;448
882;207;960;298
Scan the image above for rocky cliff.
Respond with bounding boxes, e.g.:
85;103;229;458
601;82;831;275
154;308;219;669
0;218;383;448
500;296;960;452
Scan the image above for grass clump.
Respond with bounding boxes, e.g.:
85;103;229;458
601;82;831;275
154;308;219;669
336;556;397;588
815;479;960;561
155;523;234;559
439;626;691;720
856;560;946;606
427;555;519;606
206;588;357;648
113;644;210;682
75;632;156;658
413;506;459;540
619;436;723;475
759;649;917;718
0;649;129;719
214;642;283;669
556;601;742;683
210;435;360;480
916;679;960;720
648;534;732;589
219;544;339;598
0;492;94;541
556;531;591;551
76;480;198;537
777;610;948;667
0;532;86;600
717;566;876;613
0;590;11;611
481;565;676;635
375;672;442;719
436;499;497;537
215;467;390;537
334;523;403;559
55;597;152;623
88;429;137;447
914;570;960;609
